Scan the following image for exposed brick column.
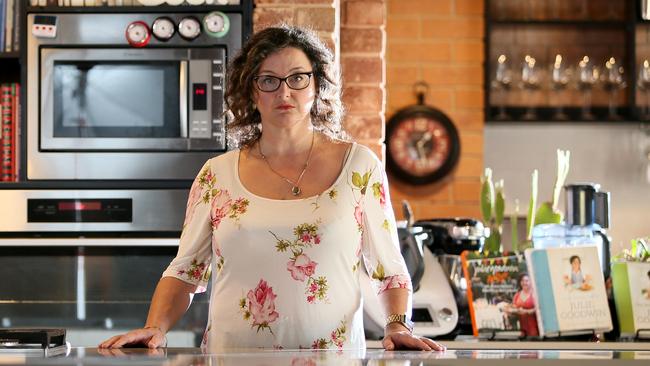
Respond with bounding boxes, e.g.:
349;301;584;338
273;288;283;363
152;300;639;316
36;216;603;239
340;0;386;158
253;0;340;63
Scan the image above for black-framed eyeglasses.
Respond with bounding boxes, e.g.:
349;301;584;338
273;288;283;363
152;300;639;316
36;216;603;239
253;72;313;92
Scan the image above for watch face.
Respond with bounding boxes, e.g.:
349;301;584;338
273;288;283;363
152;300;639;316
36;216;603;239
386;106;460;185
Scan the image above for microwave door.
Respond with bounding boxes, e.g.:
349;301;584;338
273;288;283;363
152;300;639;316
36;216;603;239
40;48;193;152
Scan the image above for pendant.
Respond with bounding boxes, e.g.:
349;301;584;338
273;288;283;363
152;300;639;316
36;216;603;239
291;186;301;196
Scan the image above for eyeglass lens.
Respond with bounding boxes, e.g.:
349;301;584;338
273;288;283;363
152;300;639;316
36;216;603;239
255;73;312;92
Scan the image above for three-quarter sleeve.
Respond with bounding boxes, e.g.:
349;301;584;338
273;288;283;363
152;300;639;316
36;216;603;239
161;161;214;293
359;151;412;295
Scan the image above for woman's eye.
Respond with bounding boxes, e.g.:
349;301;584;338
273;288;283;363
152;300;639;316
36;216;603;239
289;75;304;82
260;77;275;85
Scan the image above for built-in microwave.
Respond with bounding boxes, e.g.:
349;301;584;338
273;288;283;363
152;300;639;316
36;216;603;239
26;11;245;180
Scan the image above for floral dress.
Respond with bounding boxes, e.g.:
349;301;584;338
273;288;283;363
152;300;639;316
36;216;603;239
162;143;412;350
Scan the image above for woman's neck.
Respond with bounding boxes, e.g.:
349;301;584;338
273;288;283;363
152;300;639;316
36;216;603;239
257;123;316;157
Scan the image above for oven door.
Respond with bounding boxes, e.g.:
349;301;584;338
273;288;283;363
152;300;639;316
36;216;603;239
40;48;217;152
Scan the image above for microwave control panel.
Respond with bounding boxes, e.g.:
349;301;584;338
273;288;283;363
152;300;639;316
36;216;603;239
189;47;227;150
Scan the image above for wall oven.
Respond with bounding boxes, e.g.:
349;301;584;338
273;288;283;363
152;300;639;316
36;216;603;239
26;11;244;180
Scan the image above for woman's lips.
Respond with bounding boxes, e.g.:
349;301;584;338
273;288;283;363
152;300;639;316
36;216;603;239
276;105;295;110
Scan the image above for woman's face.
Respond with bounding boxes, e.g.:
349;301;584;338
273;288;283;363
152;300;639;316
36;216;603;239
252;47;317;130
571;257;581;271
520;275;531;291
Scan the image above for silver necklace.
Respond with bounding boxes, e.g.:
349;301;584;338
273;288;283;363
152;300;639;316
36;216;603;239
258;132;315;196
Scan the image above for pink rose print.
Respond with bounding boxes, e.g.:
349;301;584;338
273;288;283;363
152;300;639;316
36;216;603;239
287;253;318;282
308;319;347;350
378;274;412;294
240;279;279;334
177;259;208;282
211;190;249;230
354;204;364;232
271;221;329;304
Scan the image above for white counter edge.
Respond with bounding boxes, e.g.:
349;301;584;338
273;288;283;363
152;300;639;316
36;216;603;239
365;340;650;351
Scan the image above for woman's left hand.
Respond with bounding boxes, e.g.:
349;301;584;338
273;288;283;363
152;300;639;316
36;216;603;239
382;323;446;351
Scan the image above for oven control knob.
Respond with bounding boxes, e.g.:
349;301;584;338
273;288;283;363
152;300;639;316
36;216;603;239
203;11;230;38
125;21;151;48
178;17;201;40
152;17;175;41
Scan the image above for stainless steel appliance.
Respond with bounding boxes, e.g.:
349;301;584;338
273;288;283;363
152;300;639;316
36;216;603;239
26;11;246;180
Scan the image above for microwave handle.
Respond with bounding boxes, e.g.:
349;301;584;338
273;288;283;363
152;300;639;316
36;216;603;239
179;60;188;138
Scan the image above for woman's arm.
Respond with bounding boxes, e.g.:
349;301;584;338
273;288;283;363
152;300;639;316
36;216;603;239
379;288;445;351
99;277;197;349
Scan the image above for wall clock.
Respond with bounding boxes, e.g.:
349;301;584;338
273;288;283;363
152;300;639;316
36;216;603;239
386;82;461;185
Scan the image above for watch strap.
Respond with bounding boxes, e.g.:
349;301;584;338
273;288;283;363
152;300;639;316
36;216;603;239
385;313;413;333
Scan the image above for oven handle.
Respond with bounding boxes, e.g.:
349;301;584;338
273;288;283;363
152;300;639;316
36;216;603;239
179;60;188;138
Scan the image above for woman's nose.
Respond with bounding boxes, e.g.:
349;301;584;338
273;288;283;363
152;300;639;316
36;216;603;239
275;81;292;98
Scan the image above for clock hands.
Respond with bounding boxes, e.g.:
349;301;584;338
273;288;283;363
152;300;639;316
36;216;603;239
414;131;433;161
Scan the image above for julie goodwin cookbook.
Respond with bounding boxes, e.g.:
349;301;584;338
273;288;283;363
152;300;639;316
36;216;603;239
525;246;612;337
612;261;650;338
461;252;535;338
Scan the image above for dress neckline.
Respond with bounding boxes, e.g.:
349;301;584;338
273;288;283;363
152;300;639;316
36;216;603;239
234;142;357;202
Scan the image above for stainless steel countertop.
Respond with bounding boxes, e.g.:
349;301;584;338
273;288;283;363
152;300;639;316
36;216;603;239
1;346;649;365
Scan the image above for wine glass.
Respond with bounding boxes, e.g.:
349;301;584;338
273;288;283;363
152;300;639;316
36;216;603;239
550;54;572;120
521;55;541;120
577;56;599;120
637;60;650;120
491;54;512;120
601;57;626;121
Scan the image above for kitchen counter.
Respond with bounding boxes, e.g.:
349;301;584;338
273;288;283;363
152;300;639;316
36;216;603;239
2;345;650;365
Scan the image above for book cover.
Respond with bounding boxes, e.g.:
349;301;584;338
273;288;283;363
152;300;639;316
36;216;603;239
612;261;650;337
525;246;612;337
461;251;538;337
12;83;19;181
1;83;12;181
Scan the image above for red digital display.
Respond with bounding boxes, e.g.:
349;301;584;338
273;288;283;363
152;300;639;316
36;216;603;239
58;201;101;211
195;88;205;95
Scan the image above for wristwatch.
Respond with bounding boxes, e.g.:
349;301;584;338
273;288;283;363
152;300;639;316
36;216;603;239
385;314;414;333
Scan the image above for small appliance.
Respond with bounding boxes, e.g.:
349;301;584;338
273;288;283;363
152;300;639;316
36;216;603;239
412;217;486;337
532;183;611;277
362;204;472;339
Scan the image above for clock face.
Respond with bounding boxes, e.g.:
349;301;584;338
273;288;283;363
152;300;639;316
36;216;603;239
386;106;460;185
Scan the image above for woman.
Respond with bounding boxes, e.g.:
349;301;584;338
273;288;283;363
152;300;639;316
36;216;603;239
99;25;444;352
563;255;592;291
509;273;538;337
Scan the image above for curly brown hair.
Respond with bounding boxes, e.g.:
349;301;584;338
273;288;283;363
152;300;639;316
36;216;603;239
225;24;346;148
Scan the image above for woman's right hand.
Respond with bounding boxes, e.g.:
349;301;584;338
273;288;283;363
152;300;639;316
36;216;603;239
98;327;167;349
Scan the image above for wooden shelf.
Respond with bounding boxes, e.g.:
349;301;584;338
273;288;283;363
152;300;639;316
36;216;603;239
490;20;627;27
0;52;19;59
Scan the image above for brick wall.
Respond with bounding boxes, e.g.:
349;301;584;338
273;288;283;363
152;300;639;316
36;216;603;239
386;0;484;220
340;0;386;155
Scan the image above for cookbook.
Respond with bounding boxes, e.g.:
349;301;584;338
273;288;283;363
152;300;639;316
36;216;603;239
461;251;537;338
612;261;650;338
525;246;612;337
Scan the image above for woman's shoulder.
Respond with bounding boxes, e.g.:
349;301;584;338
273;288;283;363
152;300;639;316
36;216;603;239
348;142;382;168
193;149;239;178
